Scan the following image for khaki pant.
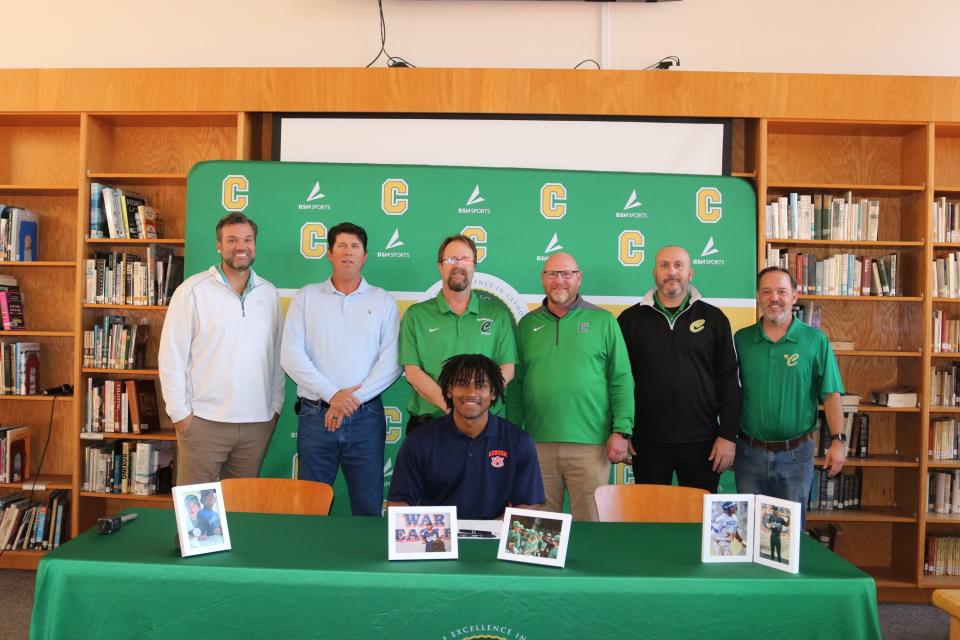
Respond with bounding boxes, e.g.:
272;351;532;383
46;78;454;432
535;442;610;521
176;415;277;485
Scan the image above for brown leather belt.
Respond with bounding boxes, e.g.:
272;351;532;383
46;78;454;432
738;431;812;452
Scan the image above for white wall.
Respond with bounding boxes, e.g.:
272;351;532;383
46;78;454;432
5;0;958;76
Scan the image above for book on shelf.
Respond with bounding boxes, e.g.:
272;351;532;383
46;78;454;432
925;534;960;576
84;377;161;434
82;440;173;495
934;197;960;244
0;275;26;331
792;300;822;328
92;183;164;240
928;470;960;515
808;467;862;512
766;247;897;296
765;191;880;241
0;205;40;262
85;246;181;306
812;408;868;458
82;315;148;370
930;417;960;460
0;489;69;551
0;426;30;483
870;386;918;408
0;342;40;396
931;363;960;406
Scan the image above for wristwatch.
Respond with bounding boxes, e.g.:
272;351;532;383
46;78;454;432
616;432;630;439
829;433;847;443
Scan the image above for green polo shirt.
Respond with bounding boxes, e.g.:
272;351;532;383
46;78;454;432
734;318;844;442
398;290;518;418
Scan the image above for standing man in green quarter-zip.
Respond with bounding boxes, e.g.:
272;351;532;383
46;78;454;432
508;252;634;521
617;245;741;492
159;213;284;485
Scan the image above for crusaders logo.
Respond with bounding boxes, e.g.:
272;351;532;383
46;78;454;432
488;449;508;468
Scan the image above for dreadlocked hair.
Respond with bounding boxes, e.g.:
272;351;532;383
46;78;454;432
437;353;505;410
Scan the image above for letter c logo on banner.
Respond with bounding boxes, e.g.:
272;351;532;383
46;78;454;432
384;407;403;445
461;226;488;263
618;230;645;267
222;175;249;212
382;179;409;215
696;187;722;223
300;222;328;259
540;183;567;219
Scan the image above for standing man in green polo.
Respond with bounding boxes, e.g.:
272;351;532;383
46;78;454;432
398;234;517;433
508;252;634;521
735;266;846;523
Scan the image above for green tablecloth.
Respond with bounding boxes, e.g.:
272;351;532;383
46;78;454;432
30;510;880;640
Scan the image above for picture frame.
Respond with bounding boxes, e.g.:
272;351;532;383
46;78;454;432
497;508;571;568
701;493;755;563
387;505;459;560
172;482;231;558
753;494;801;574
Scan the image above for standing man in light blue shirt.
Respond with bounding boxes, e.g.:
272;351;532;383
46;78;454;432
281;222;401;516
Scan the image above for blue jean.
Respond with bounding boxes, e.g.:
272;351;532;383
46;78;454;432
297;398;386;516
734;436;814;527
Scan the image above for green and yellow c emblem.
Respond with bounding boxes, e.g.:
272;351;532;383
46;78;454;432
690;319;705;333
784;353;799;367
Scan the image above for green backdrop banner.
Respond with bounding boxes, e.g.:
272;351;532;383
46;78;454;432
185;161;757;512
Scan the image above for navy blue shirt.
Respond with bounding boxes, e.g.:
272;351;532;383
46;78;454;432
388;413;545;520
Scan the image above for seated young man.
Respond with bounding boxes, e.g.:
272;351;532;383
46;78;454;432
387;353;545;520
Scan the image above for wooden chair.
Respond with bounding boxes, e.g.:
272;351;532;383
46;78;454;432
594;484;708;523
219;478;334;515
934;590;960;640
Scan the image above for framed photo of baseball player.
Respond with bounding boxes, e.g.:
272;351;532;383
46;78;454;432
172;482;231;558
701;494;754;563
753;495;801;574
497;508;571;568
387;506;459;560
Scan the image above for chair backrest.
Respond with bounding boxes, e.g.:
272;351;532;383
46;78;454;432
594;484;707;523
219;478;334;515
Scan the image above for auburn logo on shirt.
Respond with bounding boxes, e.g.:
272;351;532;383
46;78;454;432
488;449;508;468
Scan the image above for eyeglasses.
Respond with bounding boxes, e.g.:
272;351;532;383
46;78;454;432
543;270;580;280
439;256;476;265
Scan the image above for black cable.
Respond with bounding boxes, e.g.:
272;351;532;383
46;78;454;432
574;59;601;70
644;55;681;71
366;0;416;68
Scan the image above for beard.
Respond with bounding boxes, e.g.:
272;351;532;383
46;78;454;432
445;269;470;292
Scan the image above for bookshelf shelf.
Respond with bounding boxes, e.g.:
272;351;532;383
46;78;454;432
731;171;756;179
930;352;960;358
798;295;923;302
79;491;171;503
934;187;960;195
0;185;77;195
0;474;73;491
0;395;73;402
933;298;960;303
85;238;185;246
766;238;924;248
0;330;74;337
81;368;159;376
834;350;922;358
814;455;919;468
807;508;917;523
80;430;177;442
0;261;75;268
82;304;168;311
766;182;925;196
923;514;960;524
86;172;187;185
920;575;960;588
869;567;919;589
928;407;960;414
927;460;960;469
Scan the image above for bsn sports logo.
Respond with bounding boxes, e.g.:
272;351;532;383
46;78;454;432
615;189;649;219
299;181;332;211
693;236;725;265
536;233;564;262
378;228;410;258
299;222;328;259
459;185;491;214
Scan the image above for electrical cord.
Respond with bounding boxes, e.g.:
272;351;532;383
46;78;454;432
644;55;680;70
365;0;416;68
574;59;602;70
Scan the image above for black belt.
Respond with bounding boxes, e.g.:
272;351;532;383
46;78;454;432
299;397;331;409
738;431;812;452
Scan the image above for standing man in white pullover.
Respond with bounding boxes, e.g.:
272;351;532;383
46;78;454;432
281;222;401;516
159;213;285;485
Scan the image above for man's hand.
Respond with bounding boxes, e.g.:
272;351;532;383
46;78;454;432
824;438;846;477
606;433;630;464
174;414;194;436
325;385;362;431
708;437;736;473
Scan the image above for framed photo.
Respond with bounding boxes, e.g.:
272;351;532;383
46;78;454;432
172;482;231;558
753;494;801;574
387;506;459;560
701;494;755;563
497;508;571;568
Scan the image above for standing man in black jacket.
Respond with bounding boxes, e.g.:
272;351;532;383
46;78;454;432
617;245;741;492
